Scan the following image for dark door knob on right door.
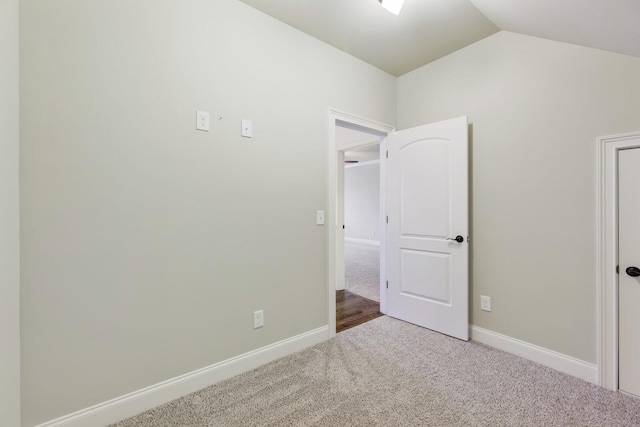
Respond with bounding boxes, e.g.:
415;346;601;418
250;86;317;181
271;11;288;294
626;266;640;277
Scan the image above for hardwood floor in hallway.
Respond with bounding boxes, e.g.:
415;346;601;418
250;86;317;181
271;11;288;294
336;290;383;333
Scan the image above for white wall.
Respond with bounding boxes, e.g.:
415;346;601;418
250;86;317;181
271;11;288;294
0;0;21;425
344;162;380;242
398;31;640;363
19;0;396;424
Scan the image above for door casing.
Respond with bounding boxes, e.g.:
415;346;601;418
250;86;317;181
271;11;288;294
327;109;395;338
596;131;640;390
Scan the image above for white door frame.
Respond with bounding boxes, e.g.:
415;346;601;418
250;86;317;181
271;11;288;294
327;109;395;338
596;130;640;390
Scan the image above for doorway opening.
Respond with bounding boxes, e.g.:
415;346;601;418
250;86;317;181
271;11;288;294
338;141;384;332
327;110;395;338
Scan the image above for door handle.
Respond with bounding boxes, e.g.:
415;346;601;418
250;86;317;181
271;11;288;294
626;266;640;277
447;235;464;243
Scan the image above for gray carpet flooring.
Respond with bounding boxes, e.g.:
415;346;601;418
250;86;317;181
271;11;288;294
344;242;379;302
113;316;640;426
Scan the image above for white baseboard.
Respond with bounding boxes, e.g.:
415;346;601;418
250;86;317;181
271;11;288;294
36;326;329;427
470;326;597;384
345;237;380;246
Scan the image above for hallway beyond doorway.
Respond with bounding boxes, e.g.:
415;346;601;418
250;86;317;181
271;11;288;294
344;241;379;301
336;290;383;333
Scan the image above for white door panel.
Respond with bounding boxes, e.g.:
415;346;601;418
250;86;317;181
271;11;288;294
618;147;640;397
400;249;451;303
386;116;469;340
400;140;449;237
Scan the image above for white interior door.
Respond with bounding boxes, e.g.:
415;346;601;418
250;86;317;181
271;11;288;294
386;116;469;340
618;147;640;397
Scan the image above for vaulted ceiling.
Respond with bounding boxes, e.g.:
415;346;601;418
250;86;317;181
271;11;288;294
237;0;640;76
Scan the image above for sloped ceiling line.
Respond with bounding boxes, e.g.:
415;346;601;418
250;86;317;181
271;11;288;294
238;0;640;76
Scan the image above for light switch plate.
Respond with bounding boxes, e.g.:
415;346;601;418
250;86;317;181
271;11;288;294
241;119;252;138
196;110;210;131
316;210;325;226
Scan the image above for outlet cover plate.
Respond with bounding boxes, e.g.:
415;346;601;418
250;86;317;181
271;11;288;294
480;295;491;312
253;310;264;329
241;119;252;138
196;110;210;131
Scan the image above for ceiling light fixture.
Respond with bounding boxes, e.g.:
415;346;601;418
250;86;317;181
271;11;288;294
378;0;404;15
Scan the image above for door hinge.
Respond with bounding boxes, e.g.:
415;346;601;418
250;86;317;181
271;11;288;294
616;265;619;274
386;216;389;223
386;281;389;289
386;150;389;159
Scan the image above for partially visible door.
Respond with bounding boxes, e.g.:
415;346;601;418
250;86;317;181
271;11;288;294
618;147;640;397
385;116;469;341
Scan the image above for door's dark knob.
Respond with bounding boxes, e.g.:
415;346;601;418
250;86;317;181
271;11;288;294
447;235;464;243
626;266;640;277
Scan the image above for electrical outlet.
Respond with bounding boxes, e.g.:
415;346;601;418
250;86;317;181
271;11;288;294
196;110;210;131
253;310;264;329
480;295;491;312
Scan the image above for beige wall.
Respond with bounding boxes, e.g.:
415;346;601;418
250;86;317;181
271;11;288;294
20;0;396;424
345;163;380;242
398;31;640;363
0;0;21;425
